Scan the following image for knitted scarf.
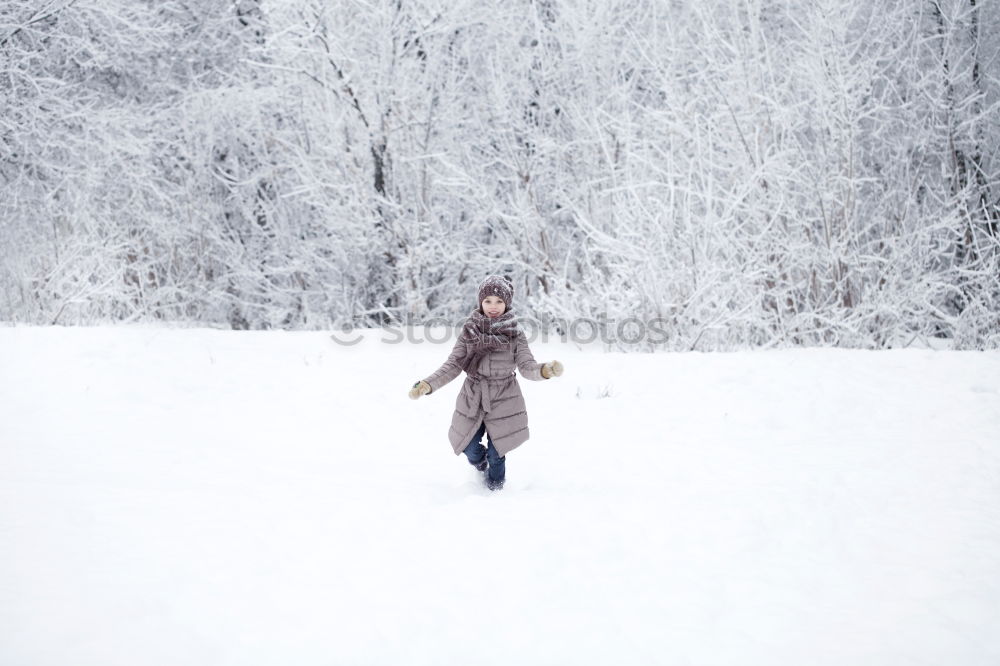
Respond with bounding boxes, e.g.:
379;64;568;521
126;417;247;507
458;308;519;378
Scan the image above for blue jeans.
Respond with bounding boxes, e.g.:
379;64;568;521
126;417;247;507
462;421;505;483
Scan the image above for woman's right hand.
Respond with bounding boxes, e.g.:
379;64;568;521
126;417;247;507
408;380;431;400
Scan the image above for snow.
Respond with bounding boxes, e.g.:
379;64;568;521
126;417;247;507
1;325;999;665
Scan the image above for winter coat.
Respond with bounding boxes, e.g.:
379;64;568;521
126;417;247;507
423;330;546;456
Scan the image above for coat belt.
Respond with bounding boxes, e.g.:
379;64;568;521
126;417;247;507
466;373;513;412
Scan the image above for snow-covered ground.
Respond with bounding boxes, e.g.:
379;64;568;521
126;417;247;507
2;325;999;665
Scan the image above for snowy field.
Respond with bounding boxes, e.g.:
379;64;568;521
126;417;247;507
2;325;999;666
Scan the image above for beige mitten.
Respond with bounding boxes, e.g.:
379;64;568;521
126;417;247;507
409;380;431;400
541;360;564;379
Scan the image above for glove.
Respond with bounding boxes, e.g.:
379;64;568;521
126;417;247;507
541;360;564;379
409;380;431;400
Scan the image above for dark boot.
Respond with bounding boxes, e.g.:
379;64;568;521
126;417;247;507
485;444;505;490
486;476;505;491
464;442;488;472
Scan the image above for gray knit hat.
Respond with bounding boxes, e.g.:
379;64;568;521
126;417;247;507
477;275;513;309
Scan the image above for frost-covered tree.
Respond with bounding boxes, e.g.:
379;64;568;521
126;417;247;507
1;0;997;348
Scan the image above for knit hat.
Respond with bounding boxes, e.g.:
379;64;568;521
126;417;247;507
477;275;513;310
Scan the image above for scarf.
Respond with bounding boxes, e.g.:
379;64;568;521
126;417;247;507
458;308;520;378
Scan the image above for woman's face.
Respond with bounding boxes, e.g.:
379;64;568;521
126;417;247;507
482;296;506;318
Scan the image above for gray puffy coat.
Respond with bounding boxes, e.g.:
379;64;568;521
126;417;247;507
423;330;546;456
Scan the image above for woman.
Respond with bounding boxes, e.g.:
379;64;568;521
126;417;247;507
409;275;564;490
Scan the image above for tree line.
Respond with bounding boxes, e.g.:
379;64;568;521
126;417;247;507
1;0;997;349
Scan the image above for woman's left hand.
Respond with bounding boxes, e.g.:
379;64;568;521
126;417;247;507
541;360;564;379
